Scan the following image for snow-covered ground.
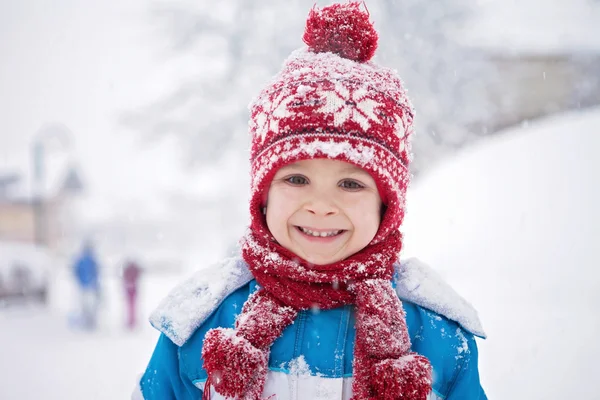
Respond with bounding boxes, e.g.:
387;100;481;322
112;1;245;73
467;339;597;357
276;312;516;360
0;267;183;399
403;106;600;399
0;306;156;399
1;106;599;399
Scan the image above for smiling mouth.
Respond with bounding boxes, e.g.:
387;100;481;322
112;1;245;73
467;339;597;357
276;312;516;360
296;226;345;238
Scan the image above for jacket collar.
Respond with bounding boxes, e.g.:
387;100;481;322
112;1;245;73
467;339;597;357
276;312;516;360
150;256;486;346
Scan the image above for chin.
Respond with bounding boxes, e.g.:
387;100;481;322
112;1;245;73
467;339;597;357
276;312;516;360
304;254;343;266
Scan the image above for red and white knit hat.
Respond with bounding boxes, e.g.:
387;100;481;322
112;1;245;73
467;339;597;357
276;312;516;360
248;2;414;244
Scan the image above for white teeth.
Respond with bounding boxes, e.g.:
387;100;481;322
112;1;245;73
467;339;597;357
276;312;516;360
299;227;341;237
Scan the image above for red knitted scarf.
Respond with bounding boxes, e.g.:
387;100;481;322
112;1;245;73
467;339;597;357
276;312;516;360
202;230;432;399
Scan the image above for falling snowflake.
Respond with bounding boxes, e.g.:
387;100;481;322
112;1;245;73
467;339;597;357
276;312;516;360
316;83;381;131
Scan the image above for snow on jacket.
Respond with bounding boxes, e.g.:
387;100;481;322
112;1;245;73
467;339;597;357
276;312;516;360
133;257;487;400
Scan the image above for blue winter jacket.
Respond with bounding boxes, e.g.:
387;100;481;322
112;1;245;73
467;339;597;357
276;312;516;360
134;258;487;400
74;247;99;289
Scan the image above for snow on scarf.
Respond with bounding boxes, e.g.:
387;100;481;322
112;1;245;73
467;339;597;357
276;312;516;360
201;229;432;399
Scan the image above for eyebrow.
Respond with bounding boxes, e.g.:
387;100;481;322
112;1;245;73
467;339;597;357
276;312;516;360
280;163;368;175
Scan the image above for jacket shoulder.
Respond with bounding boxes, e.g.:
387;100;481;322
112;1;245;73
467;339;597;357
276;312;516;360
395;258;486;338
404;301;485;398
149;257;253;346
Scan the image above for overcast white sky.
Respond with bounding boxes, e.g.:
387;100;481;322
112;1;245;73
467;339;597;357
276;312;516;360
459;0;600;53
0;0;198;217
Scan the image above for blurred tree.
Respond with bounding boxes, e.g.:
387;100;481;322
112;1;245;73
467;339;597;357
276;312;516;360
375;0;500;173
120;0;308;168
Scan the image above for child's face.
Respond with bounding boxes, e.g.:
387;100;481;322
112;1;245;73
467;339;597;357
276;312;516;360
265;158;382;265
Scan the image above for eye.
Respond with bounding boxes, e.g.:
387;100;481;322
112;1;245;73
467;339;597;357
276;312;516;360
284;175;308;185
339;179;365;190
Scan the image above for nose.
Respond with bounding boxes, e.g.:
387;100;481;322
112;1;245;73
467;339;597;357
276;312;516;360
304;197;339;216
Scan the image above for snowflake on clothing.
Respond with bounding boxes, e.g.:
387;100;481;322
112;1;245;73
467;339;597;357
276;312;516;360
316;83;381;131
253;90;297;144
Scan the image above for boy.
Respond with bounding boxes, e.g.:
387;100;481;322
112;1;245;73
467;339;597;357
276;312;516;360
134;3;486;399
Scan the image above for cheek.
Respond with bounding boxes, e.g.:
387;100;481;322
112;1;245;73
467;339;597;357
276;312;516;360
347;196;382;232
346;192;381;212
265;187;296;233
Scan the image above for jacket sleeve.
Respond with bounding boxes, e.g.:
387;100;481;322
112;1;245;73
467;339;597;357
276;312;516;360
445;332;487;400
135;334;203;400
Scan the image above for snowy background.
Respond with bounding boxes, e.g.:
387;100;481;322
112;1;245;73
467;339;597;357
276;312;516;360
1;0;599;399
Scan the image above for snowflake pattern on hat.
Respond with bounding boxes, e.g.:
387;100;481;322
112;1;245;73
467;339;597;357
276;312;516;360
316;82;381;131
253;90;297;144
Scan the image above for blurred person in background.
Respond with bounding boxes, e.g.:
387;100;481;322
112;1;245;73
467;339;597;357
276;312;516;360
122;259;142;330
72;241;100;330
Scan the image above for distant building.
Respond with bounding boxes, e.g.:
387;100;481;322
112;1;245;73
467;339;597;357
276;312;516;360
0;165;84;250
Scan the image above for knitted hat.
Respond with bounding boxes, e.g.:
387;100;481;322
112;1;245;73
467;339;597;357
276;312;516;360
248;2;414;244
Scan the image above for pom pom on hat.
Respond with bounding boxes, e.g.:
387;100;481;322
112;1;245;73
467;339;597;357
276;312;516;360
303;2;378;63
